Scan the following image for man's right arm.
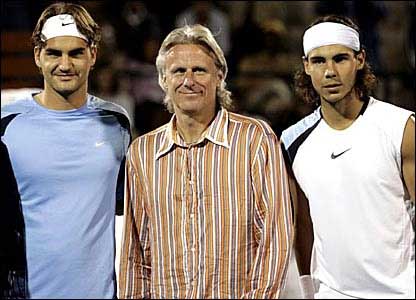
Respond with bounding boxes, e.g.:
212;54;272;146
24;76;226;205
118;149;151;299
287;166;315;298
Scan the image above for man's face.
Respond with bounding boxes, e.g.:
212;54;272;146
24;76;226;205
163;44;222;117
34;36;96;97
304;44;365;104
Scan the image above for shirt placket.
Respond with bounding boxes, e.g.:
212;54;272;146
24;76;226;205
185;145;199;298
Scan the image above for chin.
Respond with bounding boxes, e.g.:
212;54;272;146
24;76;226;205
55;88;76;98
322;93;344;103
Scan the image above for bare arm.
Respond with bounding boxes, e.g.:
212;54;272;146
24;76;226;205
401;116;415;202
287;165;314;276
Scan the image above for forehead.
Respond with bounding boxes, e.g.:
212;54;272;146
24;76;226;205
308;44;355;58
165;44;216;65
42;36;88;51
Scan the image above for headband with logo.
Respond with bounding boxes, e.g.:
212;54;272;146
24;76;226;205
303;22;360;56
41;14;88;42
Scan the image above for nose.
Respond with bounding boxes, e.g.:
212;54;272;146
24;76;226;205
58;54;72;71
324;61;336;78
183;71;195;88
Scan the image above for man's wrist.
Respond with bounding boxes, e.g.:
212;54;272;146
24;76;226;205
299;275;315;299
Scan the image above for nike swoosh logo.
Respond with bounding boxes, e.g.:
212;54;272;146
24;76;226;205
95;141;105;147
62;22;74;26
331;148;352;159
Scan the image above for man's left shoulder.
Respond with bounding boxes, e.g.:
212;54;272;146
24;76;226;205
88;95;131;130
367;97;413;117
89;95;129;116
228;111;276;136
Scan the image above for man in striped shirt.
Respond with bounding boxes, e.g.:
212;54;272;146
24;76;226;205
119;24;293;299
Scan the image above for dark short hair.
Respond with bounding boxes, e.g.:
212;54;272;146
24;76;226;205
31;2;101;49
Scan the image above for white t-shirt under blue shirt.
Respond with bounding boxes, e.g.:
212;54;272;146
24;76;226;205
1;93;131;298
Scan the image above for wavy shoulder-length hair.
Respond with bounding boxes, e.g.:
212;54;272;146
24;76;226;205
294;15;377;105
155;24;233;113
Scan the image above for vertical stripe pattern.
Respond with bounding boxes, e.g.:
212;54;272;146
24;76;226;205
119;109;293;299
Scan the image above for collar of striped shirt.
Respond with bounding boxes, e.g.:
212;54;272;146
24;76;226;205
156;108;230;159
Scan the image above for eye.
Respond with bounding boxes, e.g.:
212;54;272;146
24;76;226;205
69;50;85;58
68;48;86;58
310;58;325;65
45;50;61;57
193;67;207;74
334;55;348;63
172;67;186;74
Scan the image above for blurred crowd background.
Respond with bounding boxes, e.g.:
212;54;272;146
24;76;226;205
2;1;415;139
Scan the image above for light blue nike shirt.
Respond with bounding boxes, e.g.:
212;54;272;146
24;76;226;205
1;93;131;299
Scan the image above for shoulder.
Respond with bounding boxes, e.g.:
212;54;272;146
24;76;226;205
228;111;276;137
281;108;322;150
1;91;37;118
365;97;414;121
88;94;131;130
88;94;129;117
364;97;414;138
130;123;170;147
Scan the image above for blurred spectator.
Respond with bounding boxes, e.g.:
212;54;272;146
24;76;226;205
237;18;298;77
227;1;263;77
119;35;169;136
90;65;136;134
116;1;162;61
244;78;295;136
350;1;386;74
175;1;231;55
2;0;32;30
408;2;415;70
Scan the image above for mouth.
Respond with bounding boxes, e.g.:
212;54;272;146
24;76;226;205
55;74;76;80
323;83;341;89
178;91;201;95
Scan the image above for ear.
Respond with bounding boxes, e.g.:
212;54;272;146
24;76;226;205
34;46;42;68
302;56;311;75
161;75;168;90
216;70;224;86
89;45;97;68
356;50;366;70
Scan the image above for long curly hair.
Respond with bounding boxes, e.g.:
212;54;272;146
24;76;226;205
294;15;377;105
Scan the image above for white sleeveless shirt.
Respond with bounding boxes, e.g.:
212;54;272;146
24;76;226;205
282;97;415;298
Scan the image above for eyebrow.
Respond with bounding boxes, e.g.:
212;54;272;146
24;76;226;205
333;53;350;58
309;52;351;60
44;47;86;54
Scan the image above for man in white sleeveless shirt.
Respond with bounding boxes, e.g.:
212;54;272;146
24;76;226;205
281;15;415;299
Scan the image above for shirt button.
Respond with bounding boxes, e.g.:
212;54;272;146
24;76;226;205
191;247;196;252
190;214;194;219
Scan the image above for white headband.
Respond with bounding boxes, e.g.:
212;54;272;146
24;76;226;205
41;14;88;42
303;22;360;56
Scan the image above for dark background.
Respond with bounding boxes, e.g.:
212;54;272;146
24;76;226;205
2;1;414;138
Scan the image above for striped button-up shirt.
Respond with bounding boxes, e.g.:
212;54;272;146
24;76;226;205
119;108;293;299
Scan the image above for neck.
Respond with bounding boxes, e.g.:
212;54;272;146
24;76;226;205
36;82;88;110
320;90;365;130
176;110;216;144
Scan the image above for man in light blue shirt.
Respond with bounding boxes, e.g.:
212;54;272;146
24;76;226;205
1;2;130;298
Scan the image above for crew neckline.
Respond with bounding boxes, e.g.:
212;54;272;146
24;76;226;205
31;93;90;115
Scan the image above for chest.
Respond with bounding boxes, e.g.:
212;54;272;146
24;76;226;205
292;119;399;195
3;113;125;181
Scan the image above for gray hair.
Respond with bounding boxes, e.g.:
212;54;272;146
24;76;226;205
155;24;232;113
